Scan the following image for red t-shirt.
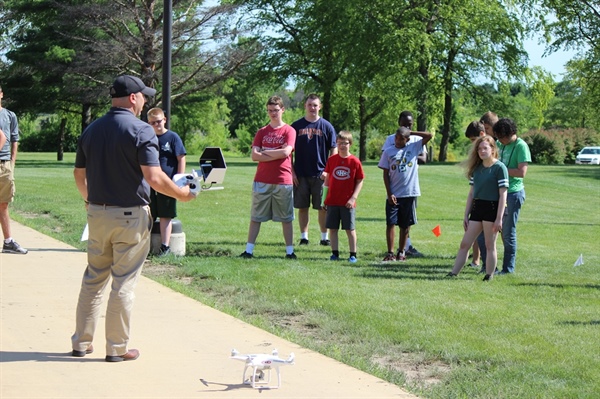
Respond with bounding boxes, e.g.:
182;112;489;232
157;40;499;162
252;124;296;185
324;154;364;207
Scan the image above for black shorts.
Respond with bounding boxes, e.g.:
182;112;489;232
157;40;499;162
469;199;499;223
150;189;177;220
385;197;417;229
293;176;323;210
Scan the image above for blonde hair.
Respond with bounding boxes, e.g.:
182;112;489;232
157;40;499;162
147;107;165;120
337;130;353;145
464;136;498;178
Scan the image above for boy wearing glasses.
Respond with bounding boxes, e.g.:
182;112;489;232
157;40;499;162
321;131;364;263
240;96;297;259
147;107;187;256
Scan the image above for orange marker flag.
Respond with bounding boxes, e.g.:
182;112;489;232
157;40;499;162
432;225;441;237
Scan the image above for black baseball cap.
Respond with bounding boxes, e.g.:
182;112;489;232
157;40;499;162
110;75;157;98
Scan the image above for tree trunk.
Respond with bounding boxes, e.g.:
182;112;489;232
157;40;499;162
57;117;66;161
358;95;367;162
438;46;458;162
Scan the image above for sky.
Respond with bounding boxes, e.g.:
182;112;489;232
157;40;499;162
523;34;579;80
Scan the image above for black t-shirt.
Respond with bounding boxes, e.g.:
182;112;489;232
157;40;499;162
75;107;159;206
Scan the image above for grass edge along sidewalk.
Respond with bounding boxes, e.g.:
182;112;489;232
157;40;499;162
10;153;600;398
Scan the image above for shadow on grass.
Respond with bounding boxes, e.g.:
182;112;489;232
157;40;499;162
557;320;600;326
541;164;600;181
18;160;73;169
356;262;453;280
514;282;600;290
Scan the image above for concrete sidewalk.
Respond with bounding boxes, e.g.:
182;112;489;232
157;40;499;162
1;221;417;398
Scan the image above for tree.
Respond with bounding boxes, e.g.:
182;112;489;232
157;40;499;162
524;0;600;130
1;0;259;137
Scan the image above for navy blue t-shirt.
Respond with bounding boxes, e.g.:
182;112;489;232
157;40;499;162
157;130;186;178
75;107;160;206
291;117;337;177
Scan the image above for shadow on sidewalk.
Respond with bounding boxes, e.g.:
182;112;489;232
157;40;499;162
0;351;104;363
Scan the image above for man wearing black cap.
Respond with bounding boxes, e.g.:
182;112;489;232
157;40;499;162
71;75;197;362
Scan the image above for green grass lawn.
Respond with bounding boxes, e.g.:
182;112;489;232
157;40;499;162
11;152;600;398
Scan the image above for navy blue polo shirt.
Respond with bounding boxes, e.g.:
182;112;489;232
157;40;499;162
75;107;160;207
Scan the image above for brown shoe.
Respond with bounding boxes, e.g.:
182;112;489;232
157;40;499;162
72;344;94;357
105;349;140;362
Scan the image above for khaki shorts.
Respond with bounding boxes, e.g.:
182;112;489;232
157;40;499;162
0;161;15;203
251;182;294;223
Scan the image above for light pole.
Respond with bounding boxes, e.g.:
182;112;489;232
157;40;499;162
162;0;172;128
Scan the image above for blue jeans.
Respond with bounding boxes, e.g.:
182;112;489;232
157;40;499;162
501;189;525;273
476;189;525;273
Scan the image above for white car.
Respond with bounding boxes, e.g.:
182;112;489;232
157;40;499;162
575;146;600;165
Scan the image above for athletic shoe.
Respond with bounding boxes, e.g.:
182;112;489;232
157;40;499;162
320;239;330;246
469;262;480;268
382;252;396;262
299;239;309;245
330;254;340;261
2;240;28;254
445;272;457;278
285;253;297;260
348;256;357;263
396;249;406;261
405;245;423;257
483;274;492;281
158;244;170;256
240;251;253;259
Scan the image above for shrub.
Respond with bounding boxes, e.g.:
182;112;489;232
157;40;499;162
521;128;600;164
234;124;254;155
19;114;79;152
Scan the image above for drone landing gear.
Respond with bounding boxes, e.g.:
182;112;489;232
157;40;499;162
242;365;281;389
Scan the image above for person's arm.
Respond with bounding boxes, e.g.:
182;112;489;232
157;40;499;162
0;130;6;149
177;155;186;175
463;186;474;231
73;167;88;204
141;165;195;202
10;141;18;168
329;147;338;157
495;187;507;233
411;131;433;147
251;145;293;162
508;162;528;178
382;168;396;205
321;172;330;207
346;179;364;208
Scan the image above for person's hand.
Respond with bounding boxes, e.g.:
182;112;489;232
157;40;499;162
493;219;502;233
178;185;195;202
387;194;397;205
346;198;356;208
463;217;469;231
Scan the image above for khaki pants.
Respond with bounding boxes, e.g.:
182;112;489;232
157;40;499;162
71;204;152;356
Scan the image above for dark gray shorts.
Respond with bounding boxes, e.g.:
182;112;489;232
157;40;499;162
385;197;417;229
293;176;323;210
326;206;356;231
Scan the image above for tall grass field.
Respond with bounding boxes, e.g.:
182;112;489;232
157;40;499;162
10;152;600;398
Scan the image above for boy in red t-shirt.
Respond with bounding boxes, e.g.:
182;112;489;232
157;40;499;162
240;96;297;259
321;131;365;263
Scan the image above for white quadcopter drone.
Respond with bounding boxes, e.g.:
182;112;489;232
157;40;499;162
230;348;295;389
